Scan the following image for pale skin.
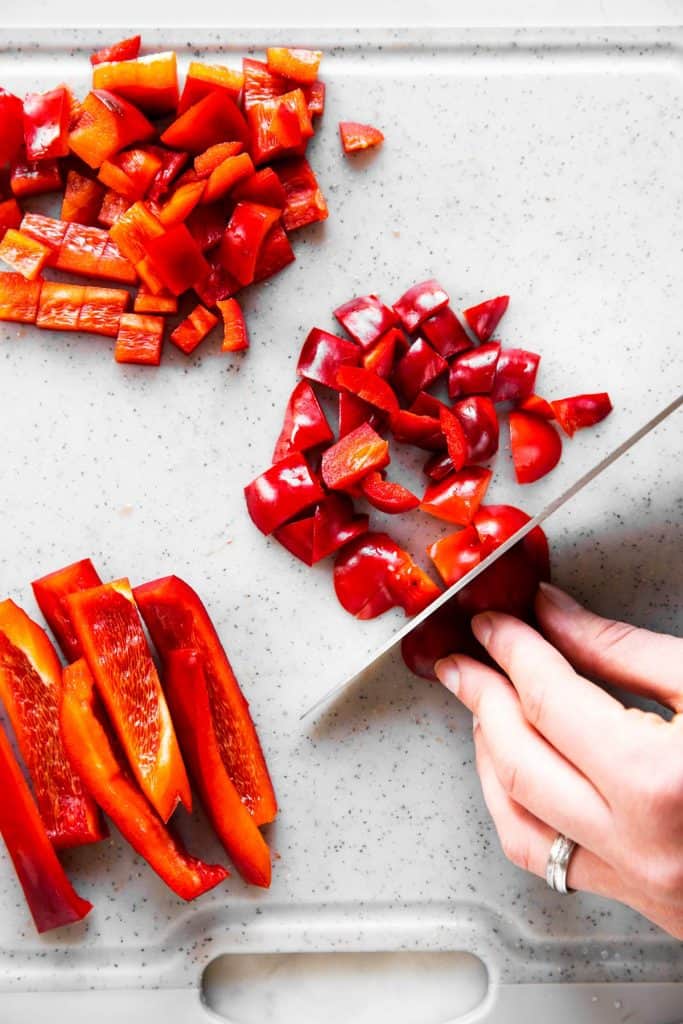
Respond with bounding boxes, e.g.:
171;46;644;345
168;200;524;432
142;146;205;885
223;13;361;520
435;580;683;939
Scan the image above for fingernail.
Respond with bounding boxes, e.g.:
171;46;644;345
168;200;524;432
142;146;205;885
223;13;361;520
538;581;581;611
435;657;460;696
471;613;493;647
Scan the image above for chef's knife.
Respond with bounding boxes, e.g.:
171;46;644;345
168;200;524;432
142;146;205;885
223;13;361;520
300;394;683;720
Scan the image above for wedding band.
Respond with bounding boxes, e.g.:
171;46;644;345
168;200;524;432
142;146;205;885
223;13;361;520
545;833;577;894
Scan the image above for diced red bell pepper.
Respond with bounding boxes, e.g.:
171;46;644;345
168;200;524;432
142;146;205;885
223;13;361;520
178;61;244;115
44;221;134;284
410;391;447;418
452;395;499;462
360;471;420;514
202;153;254;205
31;558;102;661
339;121;384;154
194;256;240;307
266;47;322;84
391;409;444;451
333;294;398;350
420;466;493;525
61;659;227;900
363;326;406;379
393;337;448;404
509;411;562;484
99;147;162;201
0;229;51;281
68;89;154;169
114;312;164;365
491;347;540;403
67;579;191;821
0;271;42;323
232;166;287;208
551;393;613;437
54;221;107;276
18;211;67;256
248;88;314;166
61;170;104;225
273;380;333;461
0;88;24;166
304;80;325;117
164;650;271;887
297;327;360;388
312;493;369;560
219;201;281;286
96;238;137;284
217;297;249;352
336;365;400;418
158;180;205;226
242;58;287;109
92;51;179;115
147;148;188;202
334;532;442;619
253;222;295;283
393;279;449;333
194;141;244;177
133;575;278;824
321;422;390;491
273;515;316;565
401;603;477;681
0;197;22;241
473;504;550;580
161;91;249;153
78;285;129;337
421;306;471;358
170;303;218;355
518;393;555;419
0;717;93;933
23;87;70;160
423;451;455;481
428;525;482;586
455;545;546;621
10;157;62;198
245;452;325;534
90;35;141;66
439;406;468;471
133;255;164;294
145;223;210;295
185;202;225;253
463;295;509;342
133;285;177;314
448;341;501;399
109;199;164;265
98;188;130;227
338;391;381;438
36;282;86;331
275;156;328;231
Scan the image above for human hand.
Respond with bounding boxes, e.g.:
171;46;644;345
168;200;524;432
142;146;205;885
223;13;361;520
435;581;683;939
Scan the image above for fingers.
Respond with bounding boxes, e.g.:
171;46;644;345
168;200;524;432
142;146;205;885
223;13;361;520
536;582;683;712
437;655;611;853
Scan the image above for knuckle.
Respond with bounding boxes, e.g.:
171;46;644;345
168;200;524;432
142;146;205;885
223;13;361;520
496;755;523;803
591;617;640;657
524;679;549;732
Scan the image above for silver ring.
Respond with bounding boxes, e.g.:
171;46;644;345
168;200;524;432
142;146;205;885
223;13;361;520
545;833;577;895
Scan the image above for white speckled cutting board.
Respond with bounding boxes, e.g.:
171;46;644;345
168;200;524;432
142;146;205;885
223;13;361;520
0;24;681;1019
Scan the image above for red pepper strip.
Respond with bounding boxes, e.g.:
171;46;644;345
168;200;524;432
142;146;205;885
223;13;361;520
0;717;93;933
273;380;334;462
0;88;24;166
334;532;442;619
0;229;51;281
339;121;384;154
463;294;509;342
68;90;154;169
178;62;244;115
232;167;287;208
448;342;501;399
10;157;62;198
134;285;177;315
161;91;249;153
509;411;562;484
0;599;105;848
61;659;227;899
253;222;295;283
452;395;499;462
423;451;454;482
114;312;164;365
297;327;360;388
194;256;240;307
245;452;325;534
275;156;328;231
19;211;67;258
67;579;191;821
145;223;210;295
109;200;164;265
321;422;390;491
517;393;555;419
267;47;322;84
363;326;406;378
203;153;254;205
164;649;271;887
393;338;448;404
36;282;85;331
219;201;281;286
23;87;70;160
490;348;540;403
170;303;219;355
92;51;179;115
336;365;400;418
98;189;130;227
360;471;420;514
393;279;449;333
428;525;482;586
133;575;278;825
421;306;471;358
158;181;205;227
473;504;550;580
0;198;22;241
32;558;102;661
551;393;613;437
439;406;468;471
218;297;249;352
420;466;493;526
147;148;188;202
0;271;42;323
391;410;444;451
78;285;130;337
194;141;244;178
338;391;381;438
90;35;141;65
334;294;398;350
248;89;314;166
410;391;447;418
61;170;104;225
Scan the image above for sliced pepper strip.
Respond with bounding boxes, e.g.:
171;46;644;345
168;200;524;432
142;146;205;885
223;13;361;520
90;35;141;66
194;141;244;177
0;198;23;242
32;558;102;661
218;297;249;352
0;88;24;166
359;471;420;514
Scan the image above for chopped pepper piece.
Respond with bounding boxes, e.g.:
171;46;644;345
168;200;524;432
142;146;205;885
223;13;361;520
90;35;141;66
490;347;540;403
23;87;71;160
133;284;177;314
439;406;468;471
393;337;448;404
114;312;164;365
0;229;51;281
334;532;442;619
338;391;381;438
92;51;179;115
360;471;420;514
31;558;102;661
170;303;218;355
420;466;493;525
273;380;333;462
0;88;24;166
203;152;254;205
158;180;205;226
452;395;499;462
109;200;164;265
245;452;325;534
145;222;209;295
36;282;85;331
509;411;562;484
0;197;22;241
339;121;384;154
336;364;400;418
10;157;62;198
334;293;398;350
218;297;249;352
161;91;249;153
321;422;390;491
232;166;287;208
421;306;471;358
242;58;287;110
194;141;244;177
390;410;444;451
0;271;42;323
393;279;449;333
312;493;369;561
219;201;281;286
267;47;322;84
248;89;313;166
448;342;501;399
363;326;405;378
68;89;154;169
98;188;130;227
473;504;550;580
253;223;295;282
551;393;613;437
297;327;360;388
78;285;129;337
178;61;244;114
428;525;482;586
61;170;105;225
276;156;328;231
463;294;509;341
517;393;555;419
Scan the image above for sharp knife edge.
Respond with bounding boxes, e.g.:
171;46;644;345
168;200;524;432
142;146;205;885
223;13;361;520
300;393;683;721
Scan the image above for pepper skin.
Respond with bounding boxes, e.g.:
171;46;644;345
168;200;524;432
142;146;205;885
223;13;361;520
333;294;398;350
463;294;509;342
551;393;613;437
420;466;493;525
509;411;562;484
245;452;325;534
273;380;333;462
68;90;154;169
32;558;102;661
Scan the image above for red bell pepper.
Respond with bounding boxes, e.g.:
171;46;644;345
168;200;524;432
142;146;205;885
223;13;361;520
359;471;420;514
194;256;239;306
0;197;22;241
393;279;449;333
0;88;24;166
420;306;471;358
248;89;313;166
134;285;177;315
420;466;493;525
267;47;322;84
161;91;249;153
551;393;613;437
133;575;278;825
333;294;398;350
363;326;406;378
218;297;249;352
455;545;545;621
390;410;444;451
0;229;51;281
0;599;104;848
219;201;281;286
273;380;333;461
253;222;296;283
339;121;384;154
439;406;468;471
304;81;325;118
491;347;540;403
32;558;102;661
170;303;218;355
401;604;477;681
428;525;482;586
98;189;130;227
54;222;107;276
186;201;225;252
36;283;86;331
178;61;244;114
114;312;164;365
338;391;381;438
334;532;441;619
145;222;209;295
518;393;555;419
109;200;164;265
423;451;454;482
10;156;62;197
410;391;448;418
448;342;500;398
245;452;325;534
509;411;562;483
0;271;42;323
297;327;360;388
158;180;205;226
473;504;550;580
61;659;227;900
0;717;93;933
202;153;254;204
275;156;328;231
19;211;67;256
67;578;191;821
463;294;509;342
393;337;448;404
147;148;188;202
61;170;105;225
321;422;390;491
335;365;400;418
78;285;130;337
23;87;70;160
274;516;316;565
92;51;179;115
275;493;368;565
242;58;287;109
68;90;154;169
99;147;163;201
452;395;499;462
194;141;243;176
90;35;141;65
40;219;136;284
232;166;287;208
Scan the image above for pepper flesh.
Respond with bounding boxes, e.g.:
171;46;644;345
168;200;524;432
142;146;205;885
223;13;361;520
448;342;500;399
178;61;244;114
61;170;105;225
161;91;249;153
170;304;218;355
490;347;540;403
267;48;322;84
297;327;360;388
321;422;390;491
245;452;325;534
10;157;62;198
0;88;24;166
32;558;102;661
220;202;281;286
452;395;499;463
393;279;449;333
90;35;141;66
218;297;249;352
115;312;164;365
359;472;420;514
463;295;509;342
551;393;613;437
0;271;42;323
428;525;482;586
0;229;51;281
92;51;179;115
68;89;154;169
509;411;562;484
335;365;400;418
23;87;71;160
273;380;333;462
420;466;493;525
145;223;209;295
339;121;384;154
334;532;441;619
393;338;448;404
334;294;398;350
421;306;471;358
275;156;328;231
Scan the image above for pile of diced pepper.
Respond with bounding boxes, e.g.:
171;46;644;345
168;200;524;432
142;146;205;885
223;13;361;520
245;280;613;674
0;37;328;363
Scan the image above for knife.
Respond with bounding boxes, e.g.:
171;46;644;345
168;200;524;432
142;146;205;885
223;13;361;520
300;394;683;720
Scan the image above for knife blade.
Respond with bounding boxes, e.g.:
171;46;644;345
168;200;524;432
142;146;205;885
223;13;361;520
300;393;682;721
